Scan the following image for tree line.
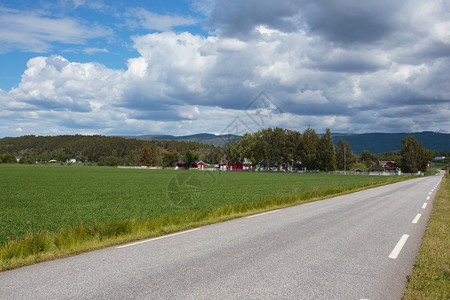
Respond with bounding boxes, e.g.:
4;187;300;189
224;127;433;172
224;127;353;171
0;130;434;172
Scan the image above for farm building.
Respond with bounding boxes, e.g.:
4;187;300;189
176;160;186;169
369;165;398;175
379;161;397;167
218;160;252;171
196;160;209;170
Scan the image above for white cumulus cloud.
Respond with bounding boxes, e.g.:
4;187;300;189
0;0;449;137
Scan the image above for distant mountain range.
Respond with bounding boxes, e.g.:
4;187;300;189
123;131;449;154
330;132;449;154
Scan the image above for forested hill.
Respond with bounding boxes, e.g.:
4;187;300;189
0;135;219;164
330;132;449;154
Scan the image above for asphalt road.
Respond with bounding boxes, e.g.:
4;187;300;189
0;172;444;299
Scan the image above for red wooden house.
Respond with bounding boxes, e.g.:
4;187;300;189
196;160;207;170
218;160;252;171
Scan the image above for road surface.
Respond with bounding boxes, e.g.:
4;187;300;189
0;172;444;299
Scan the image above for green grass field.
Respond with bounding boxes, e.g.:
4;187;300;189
0;164;410;270
1;164;402;245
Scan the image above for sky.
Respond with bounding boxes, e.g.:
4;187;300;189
0;0;449;138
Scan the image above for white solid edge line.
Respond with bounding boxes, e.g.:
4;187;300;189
116;228;201;249
422;203;427;209
389;234;409;259
246;209;281;219
412;214;422;224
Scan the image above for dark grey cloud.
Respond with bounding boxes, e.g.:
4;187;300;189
118;89;180;111
206;0;301;38
282;101;356;117
301;0;402;44
396;42;450;65
206;0;403;45
308;53;389;73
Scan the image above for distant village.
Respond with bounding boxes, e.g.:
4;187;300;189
114;158;438;176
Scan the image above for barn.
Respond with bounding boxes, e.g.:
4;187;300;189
196;160;207;170
176;160;186;169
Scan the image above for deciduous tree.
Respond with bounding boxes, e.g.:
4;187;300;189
360;150;375;168
140;146;156;166
183;150;199;169
400;136;429;173
301;127;319;170
2;153;17;163
317;129;336;171
162;152;179;167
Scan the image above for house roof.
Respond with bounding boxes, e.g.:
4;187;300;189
369;165;385;171
369;165;397;172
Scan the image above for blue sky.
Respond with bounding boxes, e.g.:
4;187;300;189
0;0;449;138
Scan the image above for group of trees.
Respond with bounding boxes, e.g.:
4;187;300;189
0;148;17;163
224;128;435;173
224;127;353;171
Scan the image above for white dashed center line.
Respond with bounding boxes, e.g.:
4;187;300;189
412;214;422;224
389;234;409;259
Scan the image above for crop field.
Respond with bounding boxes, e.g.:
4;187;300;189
0;164;404;246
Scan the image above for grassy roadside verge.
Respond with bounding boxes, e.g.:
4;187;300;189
0;176;412;272
403;173;449;299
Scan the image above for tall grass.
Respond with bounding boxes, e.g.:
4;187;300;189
403;173;449;299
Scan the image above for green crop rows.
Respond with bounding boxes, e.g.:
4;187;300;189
0;164;400;246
